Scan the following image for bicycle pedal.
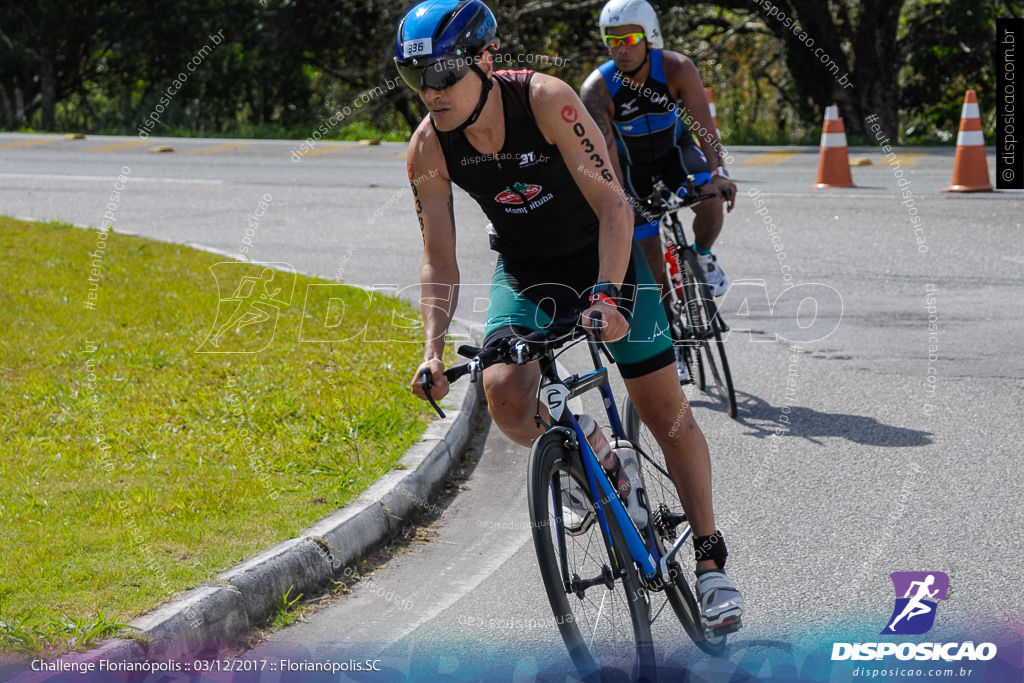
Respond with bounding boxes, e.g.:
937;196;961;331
704;617;742;638
658;510;688;528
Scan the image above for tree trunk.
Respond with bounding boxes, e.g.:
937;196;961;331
0;82;10;126
735;0;905;139
846;0;904;138
39;42;56;130
15;83;26;125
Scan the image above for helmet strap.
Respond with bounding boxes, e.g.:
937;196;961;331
619;46;650;79
447;63;493;134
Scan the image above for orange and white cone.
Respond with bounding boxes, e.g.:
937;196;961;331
813;104;855;188
944;90;993;193
705;87;721;140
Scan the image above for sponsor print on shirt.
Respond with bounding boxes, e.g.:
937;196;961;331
518;151;549;168
495;182;554;214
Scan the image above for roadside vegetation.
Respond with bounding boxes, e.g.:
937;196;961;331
0;218;426;654
2;1;1013;145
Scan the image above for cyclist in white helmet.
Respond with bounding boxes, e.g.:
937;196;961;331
580;0;742;631
581;0;736;382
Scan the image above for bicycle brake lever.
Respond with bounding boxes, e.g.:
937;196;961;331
589;311;603;343
419;368;446;419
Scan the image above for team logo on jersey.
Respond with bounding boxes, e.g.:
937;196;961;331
620;98;640;117
518;151;549;168
495;182;543;205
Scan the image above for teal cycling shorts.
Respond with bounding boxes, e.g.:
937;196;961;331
483;241;674;379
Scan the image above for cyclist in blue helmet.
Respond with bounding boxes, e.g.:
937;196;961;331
581;0;735;381
399;0;743;634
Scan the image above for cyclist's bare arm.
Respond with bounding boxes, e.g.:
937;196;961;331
531;74;632;341
407;120;459;400
579;71;627;188
663;51;736;210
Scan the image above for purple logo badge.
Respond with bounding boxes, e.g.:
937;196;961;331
881;571;950;635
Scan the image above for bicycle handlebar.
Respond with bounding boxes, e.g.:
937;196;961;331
419;313;599;418
639;179;720;221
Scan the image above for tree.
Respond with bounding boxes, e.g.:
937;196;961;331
656;0;1018;141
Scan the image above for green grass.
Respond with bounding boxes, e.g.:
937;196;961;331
157;119;411;142
0;218;427;654
269;586;303;630
0;611;131;655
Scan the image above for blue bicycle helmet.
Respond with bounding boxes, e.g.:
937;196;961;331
394;0;500;92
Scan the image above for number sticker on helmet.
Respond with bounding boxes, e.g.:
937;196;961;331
403;38;432;58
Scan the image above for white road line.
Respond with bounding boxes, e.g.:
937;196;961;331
350;528;532;653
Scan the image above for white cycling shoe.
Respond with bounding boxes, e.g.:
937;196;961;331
696;570;744;632
696;252;729;297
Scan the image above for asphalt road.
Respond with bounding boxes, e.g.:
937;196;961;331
2;133;1022;680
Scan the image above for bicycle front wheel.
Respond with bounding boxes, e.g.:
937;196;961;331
622;400;729;656
527;429;656;680
679;248;737;419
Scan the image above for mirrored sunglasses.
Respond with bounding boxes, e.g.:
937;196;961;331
603;32;645;48
394;54;475;92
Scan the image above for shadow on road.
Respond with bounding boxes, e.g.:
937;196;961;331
689;391;934;447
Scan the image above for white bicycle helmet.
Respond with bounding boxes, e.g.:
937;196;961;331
599;0;663;50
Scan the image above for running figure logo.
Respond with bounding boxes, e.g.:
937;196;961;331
196;262;295;353
881;571;950;635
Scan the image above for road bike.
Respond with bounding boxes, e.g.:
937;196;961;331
640;178;737;419
422;314;734;680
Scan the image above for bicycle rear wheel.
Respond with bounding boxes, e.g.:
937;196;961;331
679;248;737;418
621;400;729;656
527;429;656;680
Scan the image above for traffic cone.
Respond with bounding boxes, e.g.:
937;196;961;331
813;104;855;188
944;90;992;193
705;87;721;140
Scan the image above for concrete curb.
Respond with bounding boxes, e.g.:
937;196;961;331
7;372;481;679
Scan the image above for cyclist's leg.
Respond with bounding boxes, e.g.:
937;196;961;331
480;257;560;447
610;249;715;543
675;143;723;252
620;374;716;559
673;143;729;296
482;363;543;447
615;260;743;629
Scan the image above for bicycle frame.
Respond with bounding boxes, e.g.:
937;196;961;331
661;210;729;340
536;335;691;586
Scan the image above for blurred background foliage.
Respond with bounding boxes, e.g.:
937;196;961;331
0;0;1019;143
